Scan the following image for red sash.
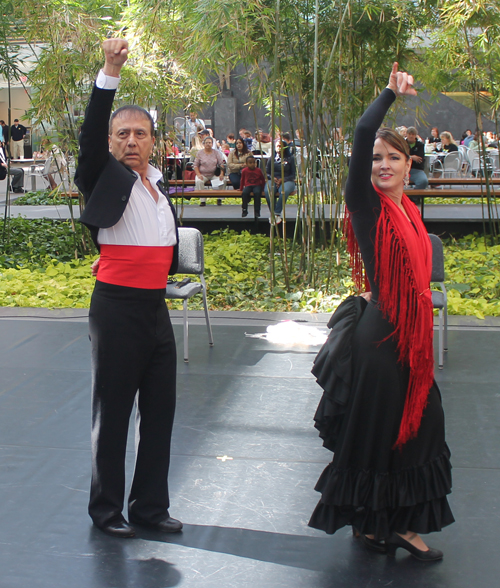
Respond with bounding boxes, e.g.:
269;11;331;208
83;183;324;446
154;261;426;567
97;244;174;289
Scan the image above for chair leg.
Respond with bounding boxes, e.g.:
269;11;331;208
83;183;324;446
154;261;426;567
443;303;448;352
438;308;444;369
201;276;214;347
183;299;189;363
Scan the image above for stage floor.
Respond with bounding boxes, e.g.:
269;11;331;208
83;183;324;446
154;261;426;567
0;309;497;588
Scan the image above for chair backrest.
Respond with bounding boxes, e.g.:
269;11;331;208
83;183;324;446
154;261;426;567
458;145;467;156
176;227;204;275
43;156;54;175
443;151;460;171
428;233;445;282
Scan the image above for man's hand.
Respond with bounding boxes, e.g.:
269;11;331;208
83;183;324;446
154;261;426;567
102;38;129;78
91;257;100;277
411;155;423;164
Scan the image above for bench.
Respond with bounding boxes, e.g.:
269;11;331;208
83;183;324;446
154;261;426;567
409;188;499;219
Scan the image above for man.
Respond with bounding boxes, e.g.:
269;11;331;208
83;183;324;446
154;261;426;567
406;126;428;191
0;147;25;193
10;119;26;160
75;38;182;538
185;111;205;146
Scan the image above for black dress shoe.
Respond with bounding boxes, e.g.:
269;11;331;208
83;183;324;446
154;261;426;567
386;533;443;561
13;188;25;193
242;209;248;217
95;519;136;538
129;515;183;533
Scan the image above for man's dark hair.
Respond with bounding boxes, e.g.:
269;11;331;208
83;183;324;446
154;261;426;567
14;119;19;123
246;155;256;163
109;105;155;135
282;132;291;141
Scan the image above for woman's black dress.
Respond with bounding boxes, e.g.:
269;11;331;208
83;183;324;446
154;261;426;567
308;89;454;540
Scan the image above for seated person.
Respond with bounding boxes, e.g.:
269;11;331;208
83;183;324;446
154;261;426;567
436;131;458;153
264;142;296;224
243;130;254;151
240;155;265;218
226;133;236;150
194;136;225;206
227;138;250;188
406;126;428;191
253;130;272;155
0;146;25;193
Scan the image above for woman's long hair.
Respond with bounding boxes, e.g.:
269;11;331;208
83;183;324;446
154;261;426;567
235;138;249;156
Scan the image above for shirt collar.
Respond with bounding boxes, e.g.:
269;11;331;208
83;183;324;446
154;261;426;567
133;163;163;185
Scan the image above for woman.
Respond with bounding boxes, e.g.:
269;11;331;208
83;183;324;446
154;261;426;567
264;142;296;224
227;138;250;189
309;64;454;561
194;136;225;206
437;131;458;153
253;130;273;155
427;127;440;143
468;130;481;151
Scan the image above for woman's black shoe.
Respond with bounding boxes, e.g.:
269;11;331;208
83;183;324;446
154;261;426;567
352;526;387;553
242;209;248;217
386;533;443;561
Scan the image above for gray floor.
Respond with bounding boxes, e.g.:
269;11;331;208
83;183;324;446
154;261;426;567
0;309;498;587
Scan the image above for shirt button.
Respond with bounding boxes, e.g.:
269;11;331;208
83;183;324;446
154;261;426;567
121;195;127;201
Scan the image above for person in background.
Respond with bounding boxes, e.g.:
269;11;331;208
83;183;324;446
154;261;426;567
226;133;236;149
253;130;272;155
427;127;440;144
437;131;458;153
194;136;225;206
243;130;254;151
281;132;295;155
264;141;296;224
10;119;27;159
0;120;7;150
240;155;265;218
467;130;481;151
460;129;472;145
185;112;205;145
396;125;407;138
227;138;250;189
239;128;248;140
406;126;428;190
0;147;25;193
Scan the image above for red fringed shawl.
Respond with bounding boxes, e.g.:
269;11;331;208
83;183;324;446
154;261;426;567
345;188;434;448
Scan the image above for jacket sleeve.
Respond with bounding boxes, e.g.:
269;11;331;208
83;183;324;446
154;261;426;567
74;85;115;200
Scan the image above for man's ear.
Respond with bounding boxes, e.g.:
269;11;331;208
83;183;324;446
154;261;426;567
108;134;112;153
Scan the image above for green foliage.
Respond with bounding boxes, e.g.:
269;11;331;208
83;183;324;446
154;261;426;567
0;217;86;267
3;226;500;319
14;190;79;206
442;233;500;319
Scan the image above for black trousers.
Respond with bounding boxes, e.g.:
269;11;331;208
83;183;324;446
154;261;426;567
88;281;177;527
241;185;262;213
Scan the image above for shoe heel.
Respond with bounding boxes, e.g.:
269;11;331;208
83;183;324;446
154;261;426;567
386;543;397;557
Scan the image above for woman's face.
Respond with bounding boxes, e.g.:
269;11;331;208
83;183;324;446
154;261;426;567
203;138;213;150
431;128;438;138
236;139;244;151
440;135;450;146
371;138;411;195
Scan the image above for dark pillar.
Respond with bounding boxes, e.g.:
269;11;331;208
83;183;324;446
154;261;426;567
214;91;236;141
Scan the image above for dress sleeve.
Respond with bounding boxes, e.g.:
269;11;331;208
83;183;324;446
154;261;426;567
345;88;396;212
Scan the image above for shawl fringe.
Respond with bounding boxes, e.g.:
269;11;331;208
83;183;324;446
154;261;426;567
374;191;434;449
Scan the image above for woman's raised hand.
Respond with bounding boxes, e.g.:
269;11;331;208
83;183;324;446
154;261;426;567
387;62;417;97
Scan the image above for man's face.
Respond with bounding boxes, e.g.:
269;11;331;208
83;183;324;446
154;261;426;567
109;113;154;173
190;112;197;122
407;133;417;144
